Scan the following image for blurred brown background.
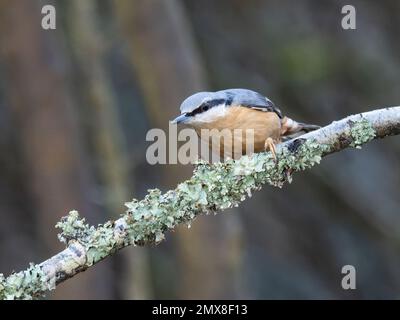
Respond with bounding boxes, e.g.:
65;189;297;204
0;0;399;299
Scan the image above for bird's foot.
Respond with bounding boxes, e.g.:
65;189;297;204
264;137;277;162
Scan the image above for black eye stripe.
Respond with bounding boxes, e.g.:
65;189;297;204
187;99;226;116
208;99;226;108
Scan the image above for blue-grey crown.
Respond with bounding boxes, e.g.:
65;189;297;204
179;89;274;114
172;89;281;124
179;91;213;114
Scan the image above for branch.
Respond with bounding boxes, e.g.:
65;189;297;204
1;106;399;299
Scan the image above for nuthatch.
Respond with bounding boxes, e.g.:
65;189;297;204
171;88;320;160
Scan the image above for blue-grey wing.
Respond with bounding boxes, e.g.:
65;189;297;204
219;88;282;118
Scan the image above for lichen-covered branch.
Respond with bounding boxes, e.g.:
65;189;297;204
1;106;399;300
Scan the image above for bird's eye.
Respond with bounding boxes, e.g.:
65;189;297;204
201;104;209;112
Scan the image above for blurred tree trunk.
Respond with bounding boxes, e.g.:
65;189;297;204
66;0;152;299
114;0;246;298
0;0;113;299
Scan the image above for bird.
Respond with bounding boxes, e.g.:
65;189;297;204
171;88;320;161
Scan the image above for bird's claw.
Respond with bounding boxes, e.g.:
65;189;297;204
264;138;277;162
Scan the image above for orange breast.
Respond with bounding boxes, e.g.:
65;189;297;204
193;106;281;159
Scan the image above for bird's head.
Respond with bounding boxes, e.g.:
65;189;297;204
170;91;229;126
171;89;277;127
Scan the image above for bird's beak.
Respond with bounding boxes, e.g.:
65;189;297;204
170;113;188;124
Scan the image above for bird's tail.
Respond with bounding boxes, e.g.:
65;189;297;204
281;116;320;141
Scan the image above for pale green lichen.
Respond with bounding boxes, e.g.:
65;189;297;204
56;139;329;256
0;263;52;300
0;139;330;299
56;210;92;244
350;118;376;149
56;213;119;266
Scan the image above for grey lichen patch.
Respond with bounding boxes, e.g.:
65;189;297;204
349;118;376;149
0;263;53;300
